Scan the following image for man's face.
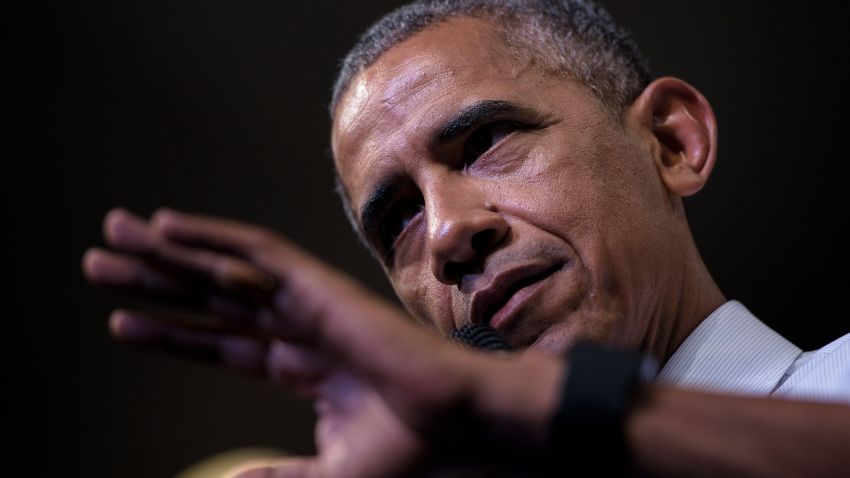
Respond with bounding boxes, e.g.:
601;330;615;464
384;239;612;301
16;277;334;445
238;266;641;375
332;18;679;355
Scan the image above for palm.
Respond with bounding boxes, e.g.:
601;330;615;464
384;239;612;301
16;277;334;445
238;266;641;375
269;371;505;478
307;371;423;478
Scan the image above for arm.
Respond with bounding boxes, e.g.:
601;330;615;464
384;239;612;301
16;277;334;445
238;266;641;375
462;354;850;478
83;208;850;478
627;387;850;478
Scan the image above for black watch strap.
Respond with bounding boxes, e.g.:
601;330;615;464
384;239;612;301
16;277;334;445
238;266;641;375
546;342;658;476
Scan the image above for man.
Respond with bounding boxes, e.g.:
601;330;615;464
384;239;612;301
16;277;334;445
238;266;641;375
83;0;849;476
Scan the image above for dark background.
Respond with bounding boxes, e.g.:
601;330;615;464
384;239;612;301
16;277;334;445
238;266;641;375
14;1;848;476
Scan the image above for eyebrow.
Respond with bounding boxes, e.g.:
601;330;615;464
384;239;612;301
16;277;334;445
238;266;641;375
432;99;535;146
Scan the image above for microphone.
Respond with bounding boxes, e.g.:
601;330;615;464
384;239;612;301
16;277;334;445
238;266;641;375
450;323;513;352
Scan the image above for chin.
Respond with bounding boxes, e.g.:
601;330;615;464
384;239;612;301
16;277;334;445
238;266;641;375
525;317;618;358
526;329;575;358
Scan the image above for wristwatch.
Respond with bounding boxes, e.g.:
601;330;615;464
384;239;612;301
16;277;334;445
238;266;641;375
546;342;658;475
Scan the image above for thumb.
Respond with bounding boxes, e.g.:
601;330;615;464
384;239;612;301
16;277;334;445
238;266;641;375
227;457;317;478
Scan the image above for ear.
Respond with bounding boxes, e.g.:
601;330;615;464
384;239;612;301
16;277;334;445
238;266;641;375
628;77;717;197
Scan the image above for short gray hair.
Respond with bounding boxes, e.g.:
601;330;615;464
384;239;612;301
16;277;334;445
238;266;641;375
330;0;651;118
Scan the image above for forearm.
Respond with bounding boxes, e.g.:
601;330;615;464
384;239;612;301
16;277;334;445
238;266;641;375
472;352;849;477
627;387;850;478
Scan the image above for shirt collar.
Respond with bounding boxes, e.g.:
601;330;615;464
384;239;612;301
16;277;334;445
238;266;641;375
656;300;802;396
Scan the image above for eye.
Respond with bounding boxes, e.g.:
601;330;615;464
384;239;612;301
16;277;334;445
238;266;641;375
463;121;519;163
378;197;424;257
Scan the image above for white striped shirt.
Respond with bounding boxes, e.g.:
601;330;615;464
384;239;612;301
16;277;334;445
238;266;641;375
657;301;850;403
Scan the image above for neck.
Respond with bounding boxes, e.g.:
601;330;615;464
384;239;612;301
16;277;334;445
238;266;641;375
641;241;726;366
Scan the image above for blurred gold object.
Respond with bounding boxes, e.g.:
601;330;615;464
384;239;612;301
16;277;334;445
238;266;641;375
174;447;284;478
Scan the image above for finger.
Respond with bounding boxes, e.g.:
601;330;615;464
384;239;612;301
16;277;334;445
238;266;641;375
151;207;283;259
145;208;342;339
109;310;269;374
227;458;317;478
125;210;454;399
84;248;261;323
102;207;158;254
83;247;183;293
146;208;385;337
266;341;332;396
150;208;321;282
103;208;277;303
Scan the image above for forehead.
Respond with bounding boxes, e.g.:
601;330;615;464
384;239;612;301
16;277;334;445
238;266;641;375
331;16;593;216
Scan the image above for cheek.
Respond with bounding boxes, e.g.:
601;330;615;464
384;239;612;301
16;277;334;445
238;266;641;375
502;142;606;243
506;134;643;299
390;264;454;332
533;296;628;355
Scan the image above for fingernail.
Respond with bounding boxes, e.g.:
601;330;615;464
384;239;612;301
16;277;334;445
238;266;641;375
151;207;178;231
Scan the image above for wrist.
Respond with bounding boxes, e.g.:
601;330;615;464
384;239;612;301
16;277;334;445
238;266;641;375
470;350;566;453
546;343;658;474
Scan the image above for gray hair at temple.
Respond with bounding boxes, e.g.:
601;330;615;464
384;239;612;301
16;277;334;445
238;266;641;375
329;0;652;119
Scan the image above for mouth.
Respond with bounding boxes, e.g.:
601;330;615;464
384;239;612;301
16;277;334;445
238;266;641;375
469;261;564;331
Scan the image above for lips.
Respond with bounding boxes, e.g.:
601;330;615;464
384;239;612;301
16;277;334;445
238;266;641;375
469;261;563;330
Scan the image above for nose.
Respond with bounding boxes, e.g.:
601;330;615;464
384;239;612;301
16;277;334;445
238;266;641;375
426;185;509;285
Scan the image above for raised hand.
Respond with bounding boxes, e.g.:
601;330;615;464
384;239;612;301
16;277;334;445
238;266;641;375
83;208;563;477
